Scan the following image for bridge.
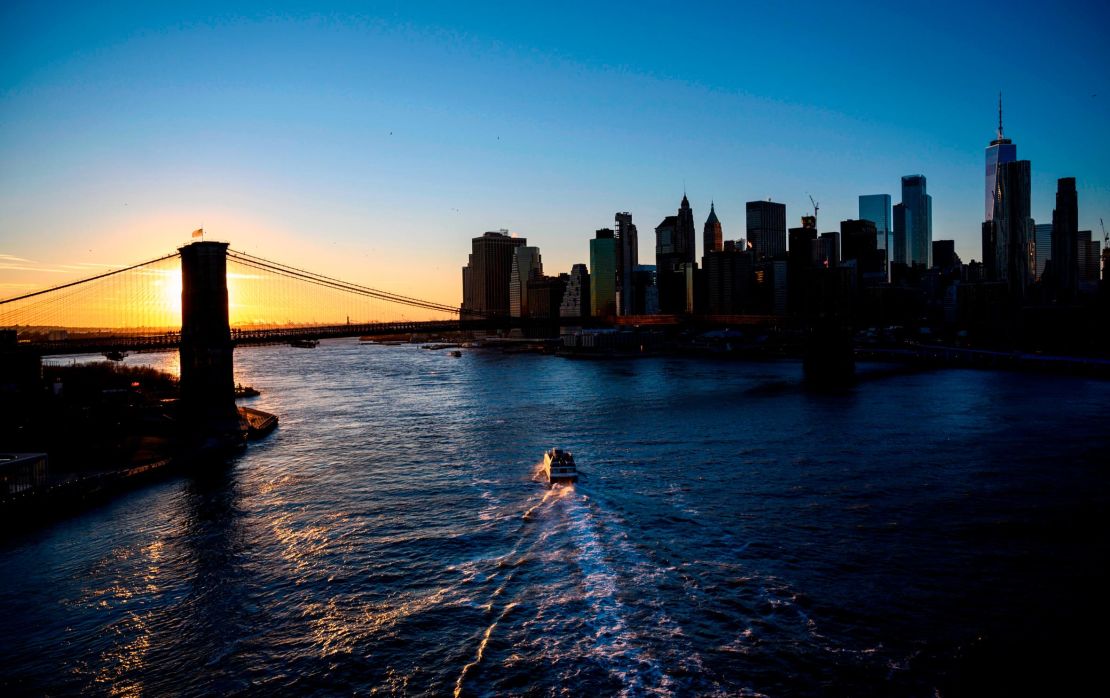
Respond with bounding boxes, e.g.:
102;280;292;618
2;241;780;436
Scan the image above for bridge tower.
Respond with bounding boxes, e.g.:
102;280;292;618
178;241;244;441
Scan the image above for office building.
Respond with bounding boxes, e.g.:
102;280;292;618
813;232;840;268
983;160;1033;295
559;264;591;319
932;240;960;270
615;212;638;315
841;219;881;275
1034;223;1052;280
590;228;618;317
892;203;907;266
747;200;787;261
703;245;753;314
1078;231;1101;290
1051;177;1079;300
526;275;567;319
859;194;891;277
900;175;932;267
985;95;1018;221
509;246;542;317
656;194;699;314
461;230;525;316
703;202;723;256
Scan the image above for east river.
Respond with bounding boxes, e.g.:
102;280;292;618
3;340;1108;696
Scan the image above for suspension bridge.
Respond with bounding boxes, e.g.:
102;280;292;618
0;242;525;356
0;240;552;436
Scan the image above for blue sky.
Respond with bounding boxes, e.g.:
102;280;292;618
2;1;1108;303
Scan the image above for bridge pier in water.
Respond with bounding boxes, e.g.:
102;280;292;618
179;241;244;443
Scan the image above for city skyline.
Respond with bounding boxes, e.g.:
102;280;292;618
2;1;1109;311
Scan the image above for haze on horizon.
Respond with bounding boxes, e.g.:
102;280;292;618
2;0;1109;313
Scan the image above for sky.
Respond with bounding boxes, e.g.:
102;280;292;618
2;0;1109;314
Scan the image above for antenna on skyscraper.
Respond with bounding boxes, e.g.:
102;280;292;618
998;91;1004;140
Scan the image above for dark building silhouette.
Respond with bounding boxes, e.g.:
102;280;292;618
841;219;880;275
509;246;542;317
1051;177;1079;301
985;94;1018;222
892;202;907;265
615;212;638;315
932;240;961;271
703;245;753;314
703;202;723;256
900;175;932;267
656;194;699;314
631;265;659;315
983;159;1033;297
787;216;818;317
677;194;697;264
1078;230;1101;291
462;230;525;316
747;200;787;262
526;275;567;319
859;194;892;278
559;263;591;319
814;232;840;268
590;228;618;317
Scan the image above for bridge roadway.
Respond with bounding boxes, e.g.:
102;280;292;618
21;314;781;357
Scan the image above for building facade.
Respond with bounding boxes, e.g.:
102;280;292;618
590;229;618;317
746;200;787;262
461;230;525;316
509;246;542;317
900;175;932;267
859;194;891;276
615;212;638;315
559;263;591;319
1034;223;1052;280
985;96;1018;221
703;202;723;257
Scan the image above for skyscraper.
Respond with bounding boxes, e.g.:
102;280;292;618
703;201;723;257
900;175;932;267
559;264;591;319
590;228;618;317
1034;223;1052;280
656;194;698;314
614;212;638;316
892;203;907;266
985;94;1018;221
509;246;542;317
746;200;787;261
1051;177;1079;300
859;194;891;276
840;219;880;275
676;194;696;264
992;160;1034;296
461;230;525;316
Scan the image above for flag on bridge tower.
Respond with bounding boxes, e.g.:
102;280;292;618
191;228;204;239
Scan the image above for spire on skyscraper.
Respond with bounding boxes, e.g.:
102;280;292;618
998;91;1004;141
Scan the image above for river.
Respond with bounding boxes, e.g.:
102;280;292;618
3;339;1108;696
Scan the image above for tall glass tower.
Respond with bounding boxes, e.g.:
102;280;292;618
985;94;1017;221
859;194;892;277
901;175;932;267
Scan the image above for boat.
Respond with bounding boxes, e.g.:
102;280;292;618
449;350;462;357
104;350;128;361
290;338;319;348
542;448;578;485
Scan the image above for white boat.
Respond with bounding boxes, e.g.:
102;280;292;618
542;448;578;485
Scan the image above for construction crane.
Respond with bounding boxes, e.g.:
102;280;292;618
808;195;819;221
1101;218;1107;247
